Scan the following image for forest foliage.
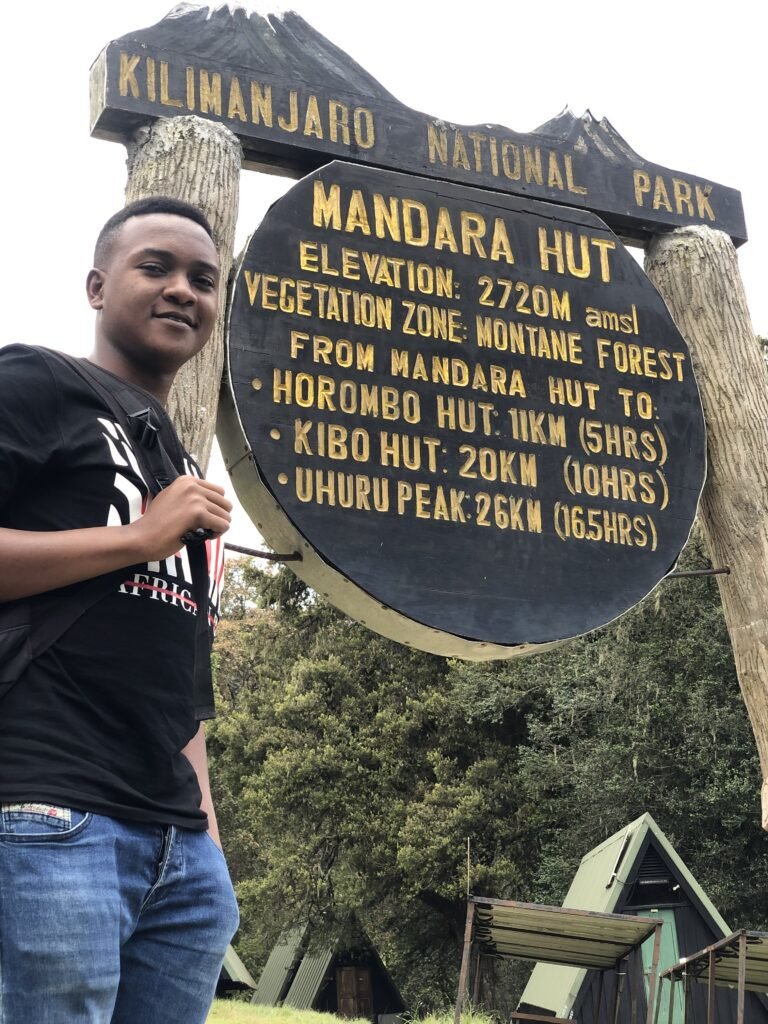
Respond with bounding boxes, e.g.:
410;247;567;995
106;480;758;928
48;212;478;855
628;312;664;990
207;531;768;1011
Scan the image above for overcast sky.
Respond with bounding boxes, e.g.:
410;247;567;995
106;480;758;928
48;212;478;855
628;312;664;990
2;0;763;547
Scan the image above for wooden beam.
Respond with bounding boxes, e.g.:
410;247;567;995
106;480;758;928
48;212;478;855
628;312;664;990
124;115;241;471
646;227;768;827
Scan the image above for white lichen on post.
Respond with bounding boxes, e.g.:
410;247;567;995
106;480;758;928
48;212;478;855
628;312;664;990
646;225;768;826
124;115;242;471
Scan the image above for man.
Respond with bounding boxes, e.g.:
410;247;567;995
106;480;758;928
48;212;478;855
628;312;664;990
0;196;239;1023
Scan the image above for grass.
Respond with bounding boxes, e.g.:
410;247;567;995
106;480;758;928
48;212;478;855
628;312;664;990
206;1004;495;1024
206;1004;370;1024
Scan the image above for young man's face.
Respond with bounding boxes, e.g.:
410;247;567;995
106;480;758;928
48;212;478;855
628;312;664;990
87;212;221;381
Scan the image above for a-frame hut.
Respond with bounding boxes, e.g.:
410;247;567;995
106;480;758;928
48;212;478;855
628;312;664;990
216;944;258;998
252;919;406;1022
518;813;768;1022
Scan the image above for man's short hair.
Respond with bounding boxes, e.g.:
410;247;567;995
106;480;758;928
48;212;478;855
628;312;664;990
93;197;215;267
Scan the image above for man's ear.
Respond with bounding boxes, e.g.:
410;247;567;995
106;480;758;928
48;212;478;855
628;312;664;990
86;268;106;310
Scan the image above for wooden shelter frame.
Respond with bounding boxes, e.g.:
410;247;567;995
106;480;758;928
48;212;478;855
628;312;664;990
654;929;768;1024
454;896;663;1024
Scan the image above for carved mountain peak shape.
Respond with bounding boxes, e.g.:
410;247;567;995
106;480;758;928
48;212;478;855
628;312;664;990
118;3;400;103
533;107;645;166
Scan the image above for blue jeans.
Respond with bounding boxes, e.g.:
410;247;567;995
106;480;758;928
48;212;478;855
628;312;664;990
0;804;240;1023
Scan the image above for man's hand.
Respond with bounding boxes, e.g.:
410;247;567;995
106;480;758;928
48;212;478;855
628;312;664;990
128;477;232;561
0;477;232;603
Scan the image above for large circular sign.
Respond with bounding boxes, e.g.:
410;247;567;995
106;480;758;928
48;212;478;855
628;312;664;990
221;162;706;658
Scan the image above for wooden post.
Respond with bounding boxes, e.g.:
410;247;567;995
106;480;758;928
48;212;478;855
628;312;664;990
631;946;646;1024
652;977;662;1024
612;960;627;1024
645;225;768;827
667;974;677;1024
124;115;242;470
594;967;605;1024
707;948;716;1024
737;931;747;1024
645;923;662;1024
454;900;476;1024
471;948;481;1003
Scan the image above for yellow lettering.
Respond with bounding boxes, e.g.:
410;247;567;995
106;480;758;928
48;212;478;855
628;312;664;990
329;100;350;145
633;170;651;207
160;62;183;108
547;152;564;191
185;66;195;110
119;53;141;99
452;131;471;170
403;200;429;246
227;76;247;121
461;212;486;258
427;123;448;165
434;208;459;253
313;181;341;230
502;141;521;180
277;90;299;132
695;184;715;221
199;70;222;115
345;190;371;235
146;57;156;103
523;146;543;185
652;176;673;213
250;82;273;126
303;94;324;138
490;218;514;264
565;155;588;196
672;177;694;216
353;108;375;148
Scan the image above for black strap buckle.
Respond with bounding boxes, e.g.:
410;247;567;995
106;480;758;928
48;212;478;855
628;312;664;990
127;407;161;450
182;528;215;546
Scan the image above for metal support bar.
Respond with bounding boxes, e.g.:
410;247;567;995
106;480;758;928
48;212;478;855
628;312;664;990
666;566;729;579
454;900;476;1024
224;541;302;562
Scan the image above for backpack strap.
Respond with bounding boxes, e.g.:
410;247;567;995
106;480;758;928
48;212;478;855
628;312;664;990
33;350;216;720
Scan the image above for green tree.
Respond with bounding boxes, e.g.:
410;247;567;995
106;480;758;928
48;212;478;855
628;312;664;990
208;537;768;1011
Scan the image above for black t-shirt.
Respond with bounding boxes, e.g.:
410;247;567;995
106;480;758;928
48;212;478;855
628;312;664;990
0;345;225;829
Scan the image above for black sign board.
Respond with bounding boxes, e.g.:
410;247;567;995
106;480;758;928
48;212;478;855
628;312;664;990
221;162;706;658
90;6;746;247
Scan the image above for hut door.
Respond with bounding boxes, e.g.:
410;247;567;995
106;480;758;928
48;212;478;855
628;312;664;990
337;966;373;1019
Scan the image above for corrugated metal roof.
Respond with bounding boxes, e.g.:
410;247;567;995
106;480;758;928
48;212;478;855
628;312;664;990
283;940;337;1009
521;813;732;1016
252;926;307;1006
222;944;258;988
473;897;657;969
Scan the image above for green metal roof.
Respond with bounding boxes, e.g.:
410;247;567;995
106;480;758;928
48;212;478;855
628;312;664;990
521;812;731;1017
251;926;307;1006
253;915;405;1013
283;941;337;1009
221;944;258;989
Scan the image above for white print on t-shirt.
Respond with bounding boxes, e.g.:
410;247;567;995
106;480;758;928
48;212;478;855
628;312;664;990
96;417;224;625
